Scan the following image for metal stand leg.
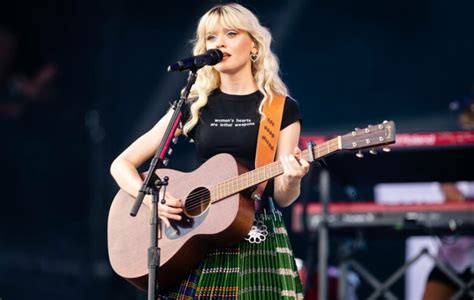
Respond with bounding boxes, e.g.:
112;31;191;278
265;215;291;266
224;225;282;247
452;279;474;300
318;169;330;300
338;261;348;300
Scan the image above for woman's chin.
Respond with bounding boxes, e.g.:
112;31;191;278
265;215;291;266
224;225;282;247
214;62;229;70
214;63;249;76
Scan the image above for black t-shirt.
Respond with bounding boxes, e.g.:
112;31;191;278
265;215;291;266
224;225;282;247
184;89;301;172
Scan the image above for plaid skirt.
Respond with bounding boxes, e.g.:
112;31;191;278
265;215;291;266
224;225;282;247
158;205;304;299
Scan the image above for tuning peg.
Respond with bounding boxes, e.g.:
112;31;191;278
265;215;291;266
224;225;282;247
369;149;377;155
162;158;169;166
382;147;391;152
383;120;388;124
168;148;173;155
172;137;179;144
356;151;364;158
354;127;360;131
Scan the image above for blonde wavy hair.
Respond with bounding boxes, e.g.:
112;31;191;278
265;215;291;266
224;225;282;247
183;3;288;135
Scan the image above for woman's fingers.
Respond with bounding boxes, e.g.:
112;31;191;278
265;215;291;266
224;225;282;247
160;216;171;227
165;196;182;208
159;191;183;207
142;190;183;227
159;210;182;221
160;205;183;214
280;149;310;179
300;159;310;174
159;211;182;228
157;192;183;227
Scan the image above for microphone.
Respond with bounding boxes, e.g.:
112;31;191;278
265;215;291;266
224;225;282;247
167;49;223;72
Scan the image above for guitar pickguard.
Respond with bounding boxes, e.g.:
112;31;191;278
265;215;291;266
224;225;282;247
164;210;209;240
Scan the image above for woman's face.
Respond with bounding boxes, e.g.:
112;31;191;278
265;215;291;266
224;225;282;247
205;20;254;75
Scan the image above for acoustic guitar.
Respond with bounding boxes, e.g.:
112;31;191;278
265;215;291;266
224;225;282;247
107;121;396;291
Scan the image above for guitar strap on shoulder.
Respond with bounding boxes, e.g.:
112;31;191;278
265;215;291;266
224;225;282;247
252;94;285;201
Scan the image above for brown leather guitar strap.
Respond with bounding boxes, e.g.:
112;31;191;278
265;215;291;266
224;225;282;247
252;94;285;201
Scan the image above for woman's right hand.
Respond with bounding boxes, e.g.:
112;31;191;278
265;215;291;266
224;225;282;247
144;192;183;227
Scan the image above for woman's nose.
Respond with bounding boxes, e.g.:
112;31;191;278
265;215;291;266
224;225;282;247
214;36;225;49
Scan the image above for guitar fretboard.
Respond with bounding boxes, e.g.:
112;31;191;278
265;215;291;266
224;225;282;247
210;136;341;202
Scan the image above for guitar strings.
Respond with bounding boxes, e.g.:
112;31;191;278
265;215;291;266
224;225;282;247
182;158;288;211
176;139;340;212
182;130;388;210
178;139;340;212
185;198;211;214
177;160;284;211
180;140;340;212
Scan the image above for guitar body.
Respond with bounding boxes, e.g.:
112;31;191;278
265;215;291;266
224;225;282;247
107;153;255;291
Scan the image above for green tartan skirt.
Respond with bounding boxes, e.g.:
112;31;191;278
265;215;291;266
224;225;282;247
159;206;304;299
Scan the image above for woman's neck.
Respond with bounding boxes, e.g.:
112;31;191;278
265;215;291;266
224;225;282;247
219;68;257;95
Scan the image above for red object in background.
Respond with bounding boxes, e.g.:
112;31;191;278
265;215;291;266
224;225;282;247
301;131;474;149
292;202;474;232
302;271;339;300
297;262;341;300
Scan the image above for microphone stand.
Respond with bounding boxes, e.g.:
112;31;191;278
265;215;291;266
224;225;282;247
129;69;198;299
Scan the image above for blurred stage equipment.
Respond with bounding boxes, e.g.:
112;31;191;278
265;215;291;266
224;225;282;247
450;92;474;130
296;130;474;299
293;202;474;233
293;203;474;300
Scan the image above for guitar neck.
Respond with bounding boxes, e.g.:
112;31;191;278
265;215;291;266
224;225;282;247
210;137;341;202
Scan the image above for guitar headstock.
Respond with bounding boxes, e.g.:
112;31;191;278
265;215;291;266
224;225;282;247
340;121;396;151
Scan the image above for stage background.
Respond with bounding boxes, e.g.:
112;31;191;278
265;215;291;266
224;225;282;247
1;0;473;299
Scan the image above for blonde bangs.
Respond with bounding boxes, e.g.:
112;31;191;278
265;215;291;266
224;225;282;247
183;3;288;136
218;10;252;32
199;6;255;44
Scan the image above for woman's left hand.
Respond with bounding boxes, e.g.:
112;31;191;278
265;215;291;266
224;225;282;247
280;146;310;184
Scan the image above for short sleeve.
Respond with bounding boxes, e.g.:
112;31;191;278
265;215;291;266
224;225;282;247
280;96;302;130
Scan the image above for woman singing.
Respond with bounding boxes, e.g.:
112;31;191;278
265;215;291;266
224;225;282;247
111;3;308;299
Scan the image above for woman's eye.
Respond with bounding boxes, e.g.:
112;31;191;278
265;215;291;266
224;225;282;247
206;35;216;41
227;31;237;38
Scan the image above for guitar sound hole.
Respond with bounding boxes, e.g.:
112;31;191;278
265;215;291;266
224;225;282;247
184;187;211;217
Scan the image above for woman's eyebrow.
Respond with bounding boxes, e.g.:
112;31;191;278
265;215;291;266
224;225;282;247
206;27;237;35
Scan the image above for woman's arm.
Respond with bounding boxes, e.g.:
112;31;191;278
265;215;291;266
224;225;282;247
273;121;310;207
110;108;183;226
